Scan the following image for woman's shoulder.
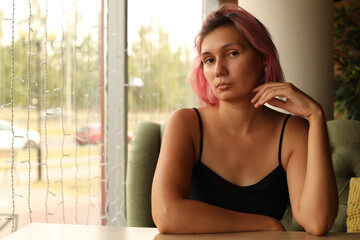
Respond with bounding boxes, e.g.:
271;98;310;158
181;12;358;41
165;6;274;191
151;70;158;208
165;108;202;134
266;108;309;132
269;110;308;152
286;114;309;136
168;106;214;121
265;108;309;147
266;110;309;169
168;108;198;122
163;108;202;161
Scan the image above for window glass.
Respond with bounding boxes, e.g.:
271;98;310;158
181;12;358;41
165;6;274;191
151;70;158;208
0;0;102;237
127;0;201;134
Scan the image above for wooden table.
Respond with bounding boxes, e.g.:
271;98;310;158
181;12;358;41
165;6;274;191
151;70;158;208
3;223;360;240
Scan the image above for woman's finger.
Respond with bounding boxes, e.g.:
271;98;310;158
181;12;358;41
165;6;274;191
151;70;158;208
252;83;289;101
252;84;291;108
252;82;286;92
253;82;319;118
259;86;289;102
266;98;289;111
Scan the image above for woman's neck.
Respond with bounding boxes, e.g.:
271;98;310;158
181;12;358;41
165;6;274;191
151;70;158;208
216;100;268;136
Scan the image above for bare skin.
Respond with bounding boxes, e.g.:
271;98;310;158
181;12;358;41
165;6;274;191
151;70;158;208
151;25;338;235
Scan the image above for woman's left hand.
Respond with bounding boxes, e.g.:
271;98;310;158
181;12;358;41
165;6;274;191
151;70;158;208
251;82;321;119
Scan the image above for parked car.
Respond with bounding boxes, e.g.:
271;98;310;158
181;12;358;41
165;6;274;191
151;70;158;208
76;123;102;145
0;120;40;150
76;123;133;145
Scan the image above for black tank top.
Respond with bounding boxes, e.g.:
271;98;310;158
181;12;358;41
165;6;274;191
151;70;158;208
190;108;290;220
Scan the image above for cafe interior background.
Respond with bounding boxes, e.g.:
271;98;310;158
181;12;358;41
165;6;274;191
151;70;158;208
0;0;359;238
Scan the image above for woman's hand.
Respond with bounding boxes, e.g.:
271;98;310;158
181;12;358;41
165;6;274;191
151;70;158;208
251;82;321;119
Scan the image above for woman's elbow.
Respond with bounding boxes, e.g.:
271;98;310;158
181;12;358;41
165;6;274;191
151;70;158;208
297;201;338;235
302;214;336;236
155;221;171;234
152;203;177;234
153;216;171;234
304;222;332;236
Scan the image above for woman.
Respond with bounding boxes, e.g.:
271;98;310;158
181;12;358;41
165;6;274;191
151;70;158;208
151;4;338;235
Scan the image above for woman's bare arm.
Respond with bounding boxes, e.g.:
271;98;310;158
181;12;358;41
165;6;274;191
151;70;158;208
252;83;339;235
285;108;338;235
151;108;284;234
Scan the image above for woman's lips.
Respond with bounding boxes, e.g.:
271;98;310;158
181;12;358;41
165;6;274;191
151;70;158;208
216;82;233;90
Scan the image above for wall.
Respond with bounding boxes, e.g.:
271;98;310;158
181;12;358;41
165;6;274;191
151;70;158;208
237;0;334;120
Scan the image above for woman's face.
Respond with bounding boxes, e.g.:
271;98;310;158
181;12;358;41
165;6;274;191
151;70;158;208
200;25;265;103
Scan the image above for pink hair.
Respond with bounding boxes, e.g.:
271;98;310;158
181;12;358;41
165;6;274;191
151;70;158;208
189;4;284;106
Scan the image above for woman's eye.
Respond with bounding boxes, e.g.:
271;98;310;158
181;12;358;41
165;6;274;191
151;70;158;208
229;51;239;57
204;58;214;64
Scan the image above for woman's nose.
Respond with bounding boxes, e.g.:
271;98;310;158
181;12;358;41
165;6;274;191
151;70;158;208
214;59;228;77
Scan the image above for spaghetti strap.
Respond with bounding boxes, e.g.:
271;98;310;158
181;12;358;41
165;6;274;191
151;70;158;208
193;108;203;162
278;114;291;167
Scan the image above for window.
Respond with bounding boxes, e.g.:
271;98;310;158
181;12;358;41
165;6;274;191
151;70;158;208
0;0;103;236
127;0;201;131
0;0;202;237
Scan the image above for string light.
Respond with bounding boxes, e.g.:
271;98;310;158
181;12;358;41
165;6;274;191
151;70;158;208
10;0;16;233
86;33;91;225
44;0;51;223
0;1;103;234
59;0;66;224
0;0;190;233
74;1;79;224
26;0;33;223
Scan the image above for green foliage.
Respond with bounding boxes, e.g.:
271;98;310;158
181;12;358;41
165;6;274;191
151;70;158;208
1;4;195;115
334;1;360;120
128;20;196;111
0;2;100;112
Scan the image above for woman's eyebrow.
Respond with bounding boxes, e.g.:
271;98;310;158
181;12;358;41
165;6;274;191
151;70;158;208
201;43;244;56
